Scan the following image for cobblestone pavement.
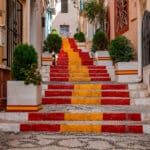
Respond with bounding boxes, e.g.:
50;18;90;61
0;132;150;150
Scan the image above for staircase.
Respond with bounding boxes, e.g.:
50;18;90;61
3;38;150;133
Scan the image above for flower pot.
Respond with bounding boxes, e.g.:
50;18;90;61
7;81;42;112
42;51;53;66
94;50;112;66
115;62;138;83
77;42;87;52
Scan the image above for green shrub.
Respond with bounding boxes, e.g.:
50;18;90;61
74;32;85;42
11;44;41;85
91;31;108;52
43;33;62;53
109;36;134;62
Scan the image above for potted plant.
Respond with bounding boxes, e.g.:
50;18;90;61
74;32;86;52
109;36;138;83
91;31;112;66
43;33;62;65
7;44;42;112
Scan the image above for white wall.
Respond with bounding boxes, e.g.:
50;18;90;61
52;0;78;37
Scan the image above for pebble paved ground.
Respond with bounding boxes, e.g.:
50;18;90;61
0;132;150;150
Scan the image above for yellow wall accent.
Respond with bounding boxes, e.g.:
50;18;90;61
115;70;138;75
60;124;101;132
65;113;103;121
6;105;42;111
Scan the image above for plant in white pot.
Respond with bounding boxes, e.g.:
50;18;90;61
43;32;62;66
91;30;112;66
109;36;138;83
7;44;42;112
74;32;86;52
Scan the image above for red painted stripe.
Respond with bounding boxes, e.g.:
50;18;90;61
50;78;69;81
50;73;69;77
20;124;32;131
28;113;45;121
31;124;60;132
89;73;109;77
48;85;74;89
50;69;69;73
127;113;141;121
103;113;126;120
89;70;107;73
102;84;128;90
45;91;72;97
102;91;129;97
101;98;130;105
91;78;111;81
102;125;126;133
28;113;64;121
42;98;71;104
127;125;143;133
51;66;68;69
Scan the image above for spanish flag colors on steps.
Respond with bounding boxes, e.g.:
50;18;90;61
20;38;146;133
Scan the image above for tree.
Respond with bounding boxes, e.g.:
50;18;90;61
83;0;106;31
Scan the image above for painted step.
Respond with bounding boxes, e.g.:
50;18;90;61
50;66;107;69
50;73;109;77
50;69;108;73
20;123;143;133
47;84;128;90
50;77;111;82
28;112;141;121
45;90;129;97
42;97;130;105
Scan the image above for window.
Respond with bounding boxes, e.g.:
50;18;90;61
61;0;68;13
115;0;129;36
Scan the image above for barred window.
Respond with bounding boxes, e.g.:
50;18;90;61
115;0;129;36
61;0;68;13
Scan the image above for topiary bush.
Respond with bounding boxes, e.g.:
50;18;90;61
109;36;134;62
74;32;85;42
43;33;62;54
11;44;41;85
91;31;108;52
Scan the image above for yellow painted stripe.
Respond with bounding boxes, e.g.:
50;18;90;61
6;105;42;111
65;113;103;121
71;98;100;104
72;84;101;97
115;70;138;75
62;39;90;82
42;58;53;61
60;124;101;132
95;57;111;60
74;84;101;90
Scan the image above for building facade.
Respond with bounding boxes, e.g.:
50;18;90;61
52;0;78;37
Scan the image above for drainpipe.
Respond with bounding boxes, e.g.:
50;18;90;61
137;0;142;82
27;0;30;44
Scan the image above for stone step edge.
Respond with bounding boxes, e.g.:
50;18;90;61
0;123;150;133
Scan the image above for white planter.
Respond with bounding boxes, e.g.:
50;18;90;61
7;81;42;112
115;62;138;83
42;51;53;66
94;50;112;66
77;42;87;52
